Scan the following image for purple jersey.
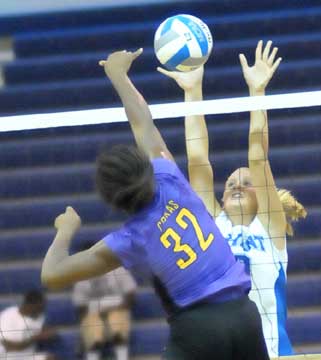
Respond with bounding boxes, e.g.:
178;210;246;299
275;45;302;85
104;158;250;308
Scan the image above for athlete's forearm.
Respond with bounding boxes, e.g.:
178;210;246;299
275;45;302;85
248;89;269;162
41;228;75;289
109;73;153;131
184;86;211;168
184;86;207;150
108;73;169;158
184;85;219;217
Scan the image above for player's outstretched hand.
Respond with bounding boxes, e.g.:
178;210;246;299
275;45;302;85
157;65;204;92
54;206;81;233
99;48;143;78
239;40;282;94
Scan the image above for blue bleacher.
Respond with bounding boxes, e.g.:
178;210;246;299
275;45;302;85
0;114;321;170
1;270;321;310
1;0;321;36
0;0;320;358
1;60;321;116
4;32;321;86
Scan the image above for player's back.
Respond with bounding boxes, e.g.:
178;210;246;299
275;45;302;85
122;159;250;309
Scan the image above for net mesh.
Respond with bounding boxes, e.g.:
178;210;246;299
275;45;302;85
0;107;320;359
0;0;320;359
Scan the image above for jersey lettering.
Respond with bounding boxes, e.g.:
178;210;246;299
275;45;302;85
228;233;265;252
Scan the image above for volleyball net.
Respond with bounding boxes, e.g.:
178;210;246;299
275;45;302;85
0;90;320;358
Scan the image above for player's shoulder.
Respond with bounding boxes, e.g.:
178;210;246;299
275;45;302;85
152;158;182;177
152;158;189;189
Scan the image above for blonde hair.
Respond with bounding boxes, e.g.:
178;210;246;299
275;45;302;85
277;188;307;236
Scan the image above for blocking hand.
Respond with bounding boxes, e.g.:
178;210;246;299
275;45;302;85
239;40;282;94
99;48;143;78
157;65;204;92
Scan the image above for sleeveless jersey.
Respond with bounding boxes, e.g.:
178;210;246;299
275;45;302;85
104;159;250;309
216;211;293;357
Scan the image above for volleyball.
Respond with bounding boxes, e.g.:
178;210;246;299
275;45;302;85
154;14;213;72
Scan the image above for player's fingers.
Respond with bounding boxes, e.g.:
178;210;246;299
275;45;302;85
255;40;263;62
267;47;278;66
99;60;106;66
271;57;282;75
239;54;249;71
157;67;175;78
55;214;62;221
132;48;143;59
262;40;273;62
54;214;63;226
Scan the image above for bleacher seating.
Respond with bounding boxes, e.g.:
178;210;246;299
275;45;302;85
0;0;320;358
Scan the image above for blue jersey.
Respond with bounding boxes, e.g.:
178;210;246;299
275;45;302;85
217;211;293;356
104;158;250;308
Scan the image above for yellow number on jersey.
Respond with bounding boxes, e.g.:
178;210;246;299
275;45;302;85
160;208;214;269
160;228;197;269
176;208;214;251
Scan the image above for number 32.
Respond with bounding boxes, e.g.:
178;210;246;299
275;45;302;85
160;208;214;269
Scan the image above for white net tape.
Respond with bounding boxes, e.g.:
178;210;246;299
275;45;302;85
272;356;321;359
1;89;321;132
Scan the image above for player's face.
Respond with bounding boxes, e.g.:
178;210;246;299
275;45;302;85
222;167;258;216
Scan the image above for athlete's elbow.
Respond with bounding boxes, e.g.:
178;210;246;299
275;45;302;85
41;269;67;291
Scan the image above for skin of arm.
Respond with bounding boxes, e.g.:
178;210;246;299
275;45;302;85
157;66;221;217
99;49;173;161
41;207;120;290
240;40;286;249
2;328;55;351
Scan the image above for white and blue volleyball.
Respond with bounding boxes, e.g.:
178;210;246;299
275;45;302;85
154;14;213;72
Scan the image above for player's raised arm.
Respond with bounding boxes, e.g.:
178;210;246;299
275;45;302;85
157;66;221;217
99;49;173;161
240;40;285;249
41;207;120;290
